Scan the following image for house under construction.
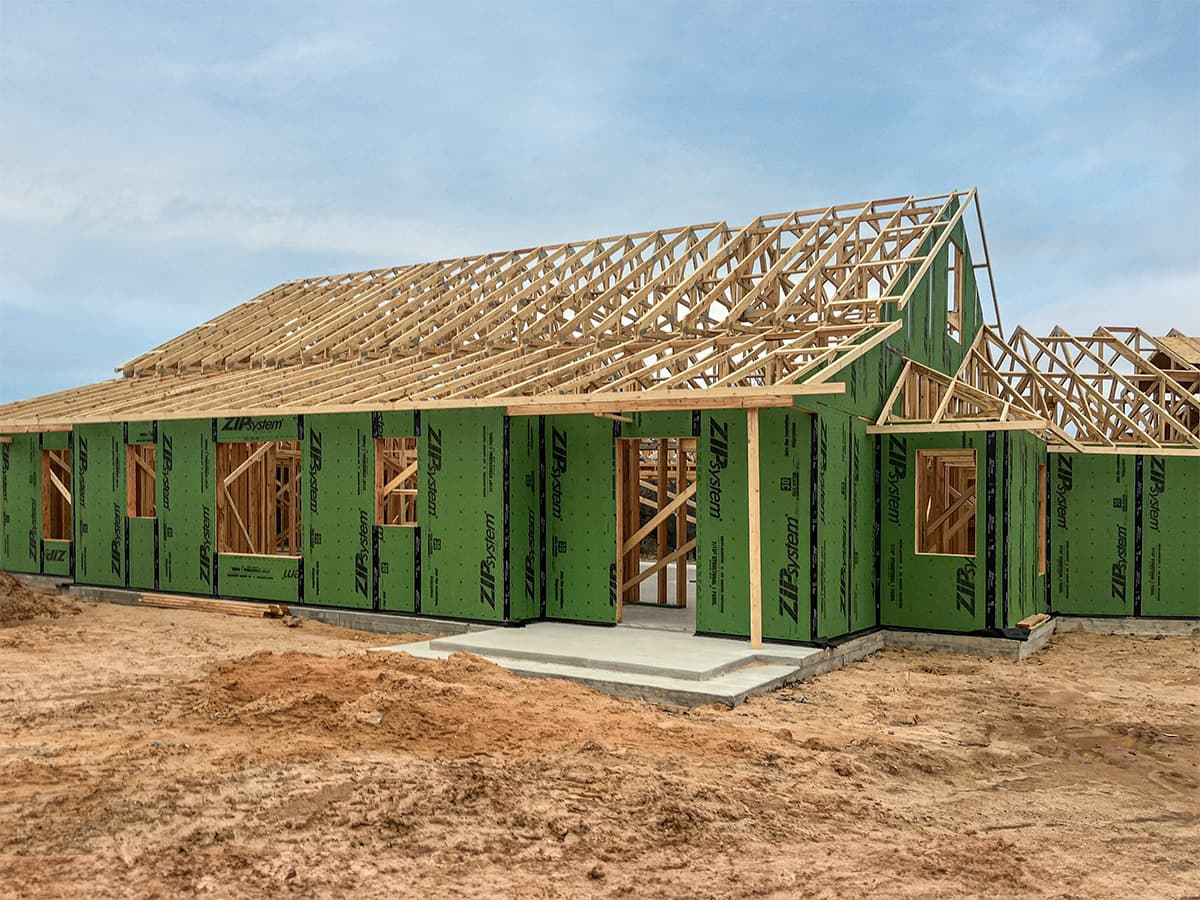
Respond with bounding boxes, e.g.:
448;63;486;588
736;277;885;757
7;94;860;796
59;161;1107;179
1;190;1197;647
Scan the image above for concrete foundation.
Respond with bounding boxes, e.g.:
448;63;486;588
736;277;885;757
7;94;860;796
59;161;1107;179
1052;616;1200;636
884;617;1057;661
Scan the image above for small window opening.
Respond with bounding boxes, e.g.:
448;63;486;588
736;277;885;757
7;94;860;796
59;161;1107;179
915;449;977;556
126;445;157;518
41;449;72;541
376;437;418;526
216;441;301;555
1037;463;1047;575
946;240;963;342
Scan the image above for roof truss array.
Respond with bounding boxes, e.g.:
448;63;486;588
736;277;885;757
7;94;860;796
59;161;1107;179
0;190;989;429
873;326;1200;455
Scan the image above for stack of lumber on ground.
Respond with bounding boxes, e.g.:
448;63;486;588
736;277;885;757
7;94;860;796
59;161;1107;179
139;593;288;619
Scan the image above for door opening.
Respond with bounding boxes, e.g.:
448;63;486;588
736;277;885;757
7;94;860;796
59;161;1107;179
615;437;697;625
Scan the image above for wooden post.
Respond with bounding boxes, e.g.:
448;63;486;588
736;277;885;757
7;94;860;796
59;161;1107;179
675;438;688;608
746;408;763;649
615;439;627;623
656;438;668;604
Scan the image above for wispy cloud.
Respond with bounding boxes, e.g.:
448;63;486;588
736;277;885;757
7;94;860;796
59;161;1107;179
0;0;1198;403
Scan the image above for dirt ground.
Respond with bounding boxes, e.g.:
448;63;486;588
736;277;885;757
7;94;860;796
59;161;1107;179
0;578;1196;899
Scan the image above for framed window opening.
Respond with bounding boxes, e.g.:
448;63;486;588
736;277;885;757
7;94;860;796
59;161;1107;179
126;444;157;518
215;440;301;556
376;437;418;527
41;449;72;541
915;449;977;556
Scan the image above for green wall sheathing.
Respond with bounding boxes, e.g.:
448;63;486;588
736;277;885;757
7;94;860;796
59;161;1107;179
1049;453;1136;616
1142;456;1200;617
157;418;216;595
619;410;695;439
2;434;40;574
757;408;810;641
544;414;616;624
42;539;71;576
375;409;418;613
421;408;506;622
215;415;301;443
376;524;418;612
377;411;416;439
127;516;156;589
1000;431;1046;629
303;413;373;609
218;553;300;603
74;423;126;587
508;416;540;621
42;431;70;451
880;432;988;632
127;422;156;445
696;410;750;637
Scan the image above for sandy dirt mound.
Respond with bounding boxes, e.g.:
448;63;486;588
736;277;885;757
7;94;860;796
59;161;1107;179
0;571;80;627
0;599;1196;898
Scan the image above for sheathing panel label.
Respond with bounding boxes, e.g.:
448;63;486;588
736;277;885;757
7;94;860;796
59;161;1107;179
157;419;216;595
218;553;300;603
304;413;374;609
1140;455;1199;617
758;408;810;641
421;408;506;622
696;410;750;636
1050;453;1136;615
74;422;126;587
543;414;616;624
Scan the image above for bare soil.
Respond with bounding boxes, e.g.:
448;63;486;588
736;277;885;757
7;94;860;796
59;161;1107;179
0;594;1196;899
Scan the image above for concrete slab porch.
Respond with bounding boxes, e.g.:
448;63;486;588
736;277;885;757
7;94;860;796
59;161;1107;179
372;622;884;707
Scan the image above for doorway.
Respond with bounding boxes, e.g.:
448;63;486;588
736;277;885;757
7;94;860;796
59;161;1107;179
615;436;697;630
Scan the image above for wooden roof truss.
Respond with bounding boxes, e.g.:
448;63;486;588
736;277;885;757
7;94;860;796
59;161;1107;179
0;190;993;428
874;326;1200;455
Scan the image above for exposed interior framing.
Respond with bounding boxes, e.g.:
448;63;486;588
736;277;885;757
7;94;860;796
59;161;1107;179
215;440;301;556
915;449;977;557
615;437;697;614
41;448;72;541
376;437;418;526
126;444;157;518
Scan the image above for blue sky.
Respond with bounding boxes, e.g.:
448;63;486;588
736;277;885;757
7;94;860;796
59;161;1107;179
1;0;1197;402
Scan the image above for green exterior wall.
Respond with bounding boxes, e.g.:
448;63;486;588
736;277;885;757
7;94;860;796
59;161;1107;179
999;430;1047;629
757;408;811;642
1050;452;1199;619
303;413;373;609
1049;453;1136;616
127;516;156;589
420;407;506;622
74;423;126;587
1;434;41;574
42;539;72;576
544;414;616;624
157;418;216;596
508;415;540;622
1142;456;1200;617
696;410;750;637
218;553;301;603
881;432;988;632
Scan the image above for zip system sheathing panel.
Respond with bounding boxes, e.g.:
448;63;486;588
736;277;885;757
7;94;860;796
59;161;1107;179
1051;452;1199;618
